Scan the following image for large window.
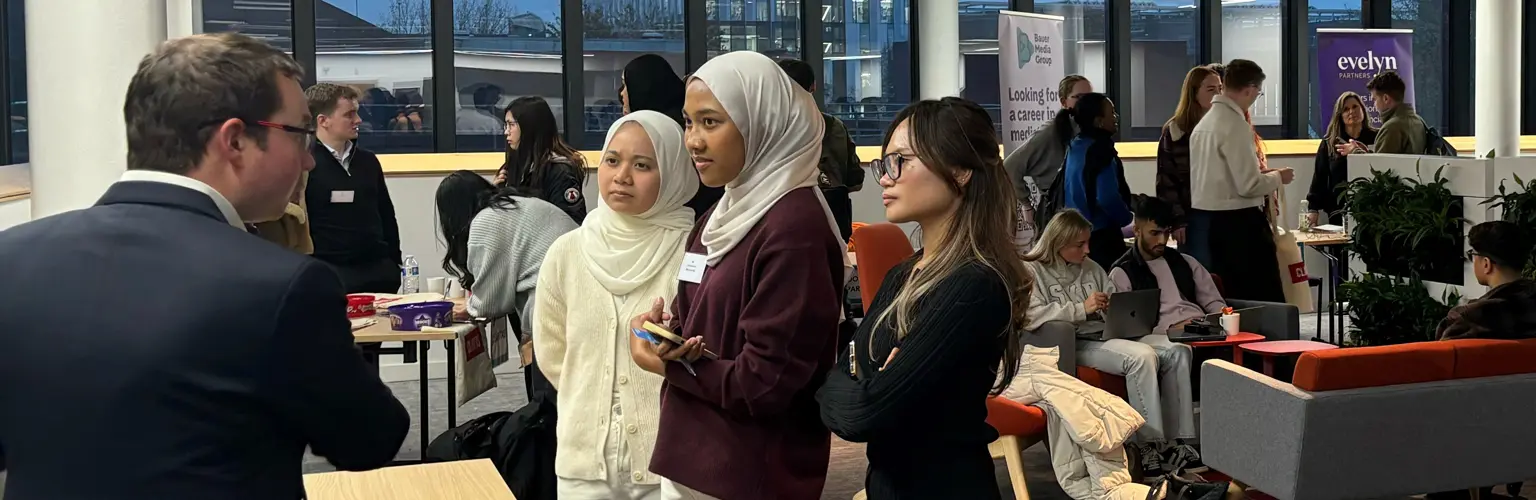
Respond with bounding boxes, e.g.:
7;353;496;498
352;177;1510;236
1127;1;1198;140
957;0;1005;135
582;0;686;148
453;0;565;152
4;0;26;165
201;0;295;53
824;0;912;145
709;0;802;60
1036;0;1107;95
1392;0;1449;132
1307;0;1363;137
311;0;434;154
1222;0;1282;136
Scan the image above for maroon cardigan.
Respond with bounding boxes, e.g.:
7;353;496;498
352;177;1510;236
650;187;845;500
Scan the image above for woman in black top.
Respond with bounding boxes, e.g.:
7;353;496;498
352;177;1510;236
816;98;1032;499
620;54;723;219
1308;91;1378;225
499;96;588;224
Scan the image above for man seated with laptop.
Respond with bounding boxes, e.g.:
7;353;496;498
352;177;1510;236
1110;196;1230;336
1022;208;1203;479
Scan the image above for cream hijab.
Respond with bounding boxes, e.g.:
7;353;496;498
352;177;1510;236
690;51;847;265
574;111;700;295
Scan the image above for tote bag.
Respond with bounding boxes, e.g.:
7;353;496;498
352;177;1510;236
1268;190;1314;313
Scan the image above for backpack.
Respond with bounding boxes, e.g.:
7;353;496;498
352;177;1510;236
1033;165;1067;233
426;396;558;500
1423;126;1458;157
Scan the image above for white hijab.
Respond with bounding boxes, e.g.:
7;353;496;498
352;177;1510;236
690;51;847;265
574;111;700;295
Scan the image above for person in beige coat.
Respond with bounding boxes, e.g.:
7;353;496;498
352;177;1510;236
532;111;698;499
248;171;312;254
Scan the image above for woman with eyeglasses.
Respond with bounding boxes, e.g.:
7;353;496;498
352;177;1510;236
619;54;724;221
499;96;589;224
1061;92;1133;270
626;50;846;500
817;97;1030;499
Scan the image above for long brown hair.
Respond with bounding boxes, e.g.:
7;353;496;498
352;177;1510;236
1167;65;1219;134
1323;91;1376;156
874;97;1033;396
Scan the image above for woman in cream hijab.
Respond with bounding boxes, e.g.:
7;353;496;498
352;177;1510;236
627;51;848;500
533;110;697;500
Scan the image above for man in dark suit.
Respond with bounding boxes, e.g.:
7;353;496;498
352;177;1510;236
0;33;410;500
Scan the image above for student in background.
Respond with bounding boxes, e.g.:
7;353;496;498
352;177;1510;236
0;33;408;500
1437;221;1536;341
627;50;845;500
1005;75;1091;203
1189;59;1291;302
500;96;589;224
1021;209;1116;338
1156;65;1221;259
621;54;724;219
1308;91;1377;226
1061;92;1133;270
534;111;699;499
778;58;864;241
817;97;1029;499
435;171;576;401
1366;71;1427;155
304;83;401;295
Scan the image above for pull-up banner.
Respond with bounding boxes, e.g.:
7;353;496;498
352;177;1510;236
1315;29;1416;129
999;10;1066;154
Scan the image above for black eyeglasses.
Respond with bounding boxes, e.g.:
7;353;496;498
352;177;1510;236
869;153;907;181
1467;250;1498;265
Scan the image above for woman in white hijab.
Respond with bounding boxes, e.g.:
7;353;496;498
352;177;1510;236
533;110;698;500
627;50;849;500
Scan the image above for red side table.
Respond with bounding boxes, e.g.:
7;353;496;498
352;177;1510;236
1239;340;1340;376
1187;332;1266;364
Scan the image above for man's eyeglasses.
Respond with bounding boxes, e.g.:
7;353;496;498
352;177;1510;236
202;118;315;145
869;153;907;181
1467;250;1499;266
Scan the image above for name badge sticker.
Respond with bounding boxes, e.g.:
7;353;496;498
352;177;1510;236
679;252;708;284
331;190;356;203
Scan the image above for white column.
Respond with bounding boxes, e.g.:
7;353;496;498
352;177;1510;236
166;0;204;39
916;0;960;99
1475;0;1520;158
25;0;166;219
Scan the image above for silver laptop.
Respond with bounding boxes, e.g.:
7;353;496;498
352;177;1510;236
1078;289;1160;341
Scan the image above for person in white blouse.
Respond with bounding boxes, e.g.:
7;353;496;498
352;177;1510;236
532;110;699;499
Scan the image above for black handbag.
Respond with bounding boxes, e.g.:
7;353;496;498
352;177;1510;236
1144;457;1230;500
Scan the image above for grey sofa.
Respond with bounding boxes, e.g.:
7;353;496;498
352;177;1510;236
1200;359;1536;500
1023;299;1298;374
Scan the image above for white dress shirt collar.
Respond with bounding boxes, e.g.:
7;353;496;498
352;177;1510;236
118;170;244;229
323;140;355;173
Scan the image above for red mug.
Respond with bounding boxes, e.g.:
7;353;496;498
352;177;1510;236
346;294;376;319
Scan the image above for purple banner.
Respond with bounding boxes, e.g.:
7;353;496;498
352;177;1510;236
1315;29;1414;131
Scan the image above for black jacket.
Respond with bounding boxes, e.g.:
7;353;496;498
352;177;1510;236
0;180;409;500
507;156;589;224
1307;128;1378;216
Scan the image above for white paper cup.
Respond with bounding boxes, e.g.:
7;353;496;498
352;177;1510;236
427;277;447;295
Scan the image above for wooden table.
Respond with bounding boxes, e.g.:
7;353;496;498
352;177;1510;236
303;459;515;500
352;318;472;463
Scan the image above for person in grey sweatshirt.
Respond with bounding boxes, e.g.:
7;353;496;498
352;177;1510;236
1004;75;1092;204
1021;209;1201;480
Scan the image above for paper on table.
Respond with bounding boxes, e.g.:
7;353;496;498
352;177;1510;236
1314;224;1345;232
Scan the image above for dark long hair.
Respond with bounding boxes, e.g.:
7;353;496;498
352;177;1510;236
875;97;1032;396
502;96;584;193
623;54;686;125
435;170;525;290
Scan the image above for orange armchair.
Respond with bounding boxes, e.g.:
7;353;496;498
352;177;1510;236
849;223;914;313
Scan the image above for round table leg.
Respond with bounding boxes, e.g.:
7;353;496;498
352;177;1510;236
1233;347;1243;365
1261;355;1276;377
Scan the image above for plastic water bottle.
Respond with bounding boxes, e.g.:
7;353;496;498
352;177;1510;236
401;255;420;294
1298;199;1312;232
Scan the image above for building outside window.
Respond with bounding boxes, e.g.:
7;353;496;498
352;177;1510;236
582;0;686;148
1221;0;1282;137
824;0;911;145
709;1;802;60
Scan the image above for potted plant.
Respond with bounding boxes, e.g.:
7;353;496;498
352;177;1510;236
1339;273;1462;346
1481;173;1536;279
1343;164;1466;284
